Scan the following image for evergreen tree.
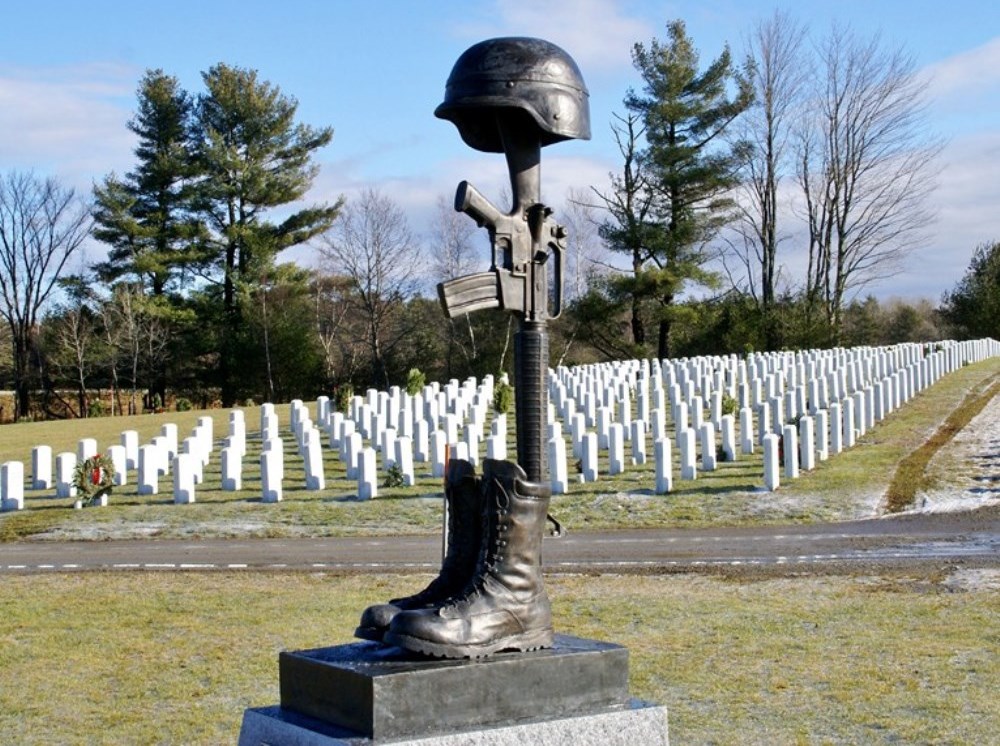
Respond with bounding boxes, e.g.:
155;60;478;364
624;20;753;358
191;63;342;405
92;70;196;295
942;241;1000;340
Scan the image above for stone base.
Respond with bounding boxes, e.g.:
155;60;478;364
238;699;668;745
238;634;667;744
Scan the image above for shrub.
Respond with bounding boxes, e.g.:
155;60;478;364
383;463;405;488
334;384;354;413
175;397;192;412
405;368;426;396
493;379;514;414
721;393;739;416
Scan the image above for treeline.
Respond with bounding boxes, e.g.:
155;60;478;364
0;278;970;423
0;16;997;422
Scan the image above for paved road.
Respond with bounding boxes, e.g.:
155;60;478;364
2;504;997;574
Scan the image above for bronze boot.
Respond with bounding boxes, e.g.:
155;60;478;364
384;458;553;658
354;458;481;642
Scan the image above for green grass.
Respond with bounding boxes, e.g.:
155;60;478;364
0;570;996;744
1;357;998;540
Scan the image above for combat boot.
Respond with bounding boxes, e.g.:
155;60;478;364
384;458;553;658
354;458;482;642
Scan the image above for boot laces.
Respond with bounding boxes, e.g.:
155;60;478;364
440;474;510;610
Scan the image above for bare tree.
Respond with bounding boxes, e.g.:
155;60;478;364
48;301;97;418
0;172;91;419
729;10;809;349
312;273;363;387
100;284;173;414
562;187;604;303
430;194;482;371
796;26;942;343
317;188;422;388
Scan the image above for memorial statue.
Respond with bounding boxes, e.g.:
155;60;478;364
355;36;590;659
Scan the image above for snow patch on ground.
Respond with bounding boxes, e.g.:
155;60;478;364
907;391;1000;515
35;521;271;541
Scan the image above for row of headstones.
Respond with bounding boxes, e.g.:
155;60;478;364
267;375;509;500
2;339;996;510
0;414;236;511
1;374;511;510
545;339;999;493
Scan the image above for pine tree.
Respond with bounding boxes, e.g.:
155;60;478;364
92;70;196;295
625;20;753;358
191;63;342;405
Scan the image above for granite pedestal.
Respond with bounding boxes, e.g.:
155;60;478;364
238;634;668;744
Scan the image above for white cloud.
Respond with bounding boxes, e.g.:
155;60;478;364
453;0;653;78
0;63;137;189
921;36;1000;99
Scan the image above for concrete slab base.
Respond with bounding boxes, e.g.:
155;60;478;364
238;698;668;745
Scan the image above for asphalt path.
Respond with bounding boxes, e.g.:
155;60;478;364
2;504;997;575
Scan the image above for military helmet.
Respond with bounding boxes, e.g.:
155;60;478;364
435;37;591;153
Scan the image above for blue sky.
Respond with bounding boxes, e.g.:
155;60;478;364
2;0;998;303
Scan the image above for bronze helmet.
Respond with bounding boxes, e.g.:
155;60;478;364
435;37;591;153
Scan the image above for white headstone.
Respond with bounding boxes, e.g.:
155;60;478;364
700;422;717;472
679;428;697;481
581;432;599;482
261;450;282;503
160;424;178;460
345;431;363;480
107;445;127;486
221;446;241;491
181;437;204;484
151;436;170;475
608;423;625;476
631;419;647;465
782;424;799;479
799;416;816;472
1;461;24;511
720;414;736;462
815;409;830;461
77;438;98;464
121;430;139;470
55;452;77;498
549;435;568;495
31;445;52;490
303;430;325;491
763;433;780;491
358;447;378;500
486;434;507;461
430;430;447;479
137;445;158;495
654;438;672;494
395;436;415;486
172;453;196;504
739;407;754;455
413;419;430;462
829;402;843;455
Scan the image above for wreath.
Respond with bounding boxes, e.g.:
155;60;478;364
73;453;116;506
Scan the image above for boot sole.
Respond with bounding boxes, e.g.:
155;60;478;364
384;628;554;659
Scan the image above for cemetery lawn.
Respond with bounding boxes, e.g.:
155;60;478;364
0;568;996;744
1;357;999;542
